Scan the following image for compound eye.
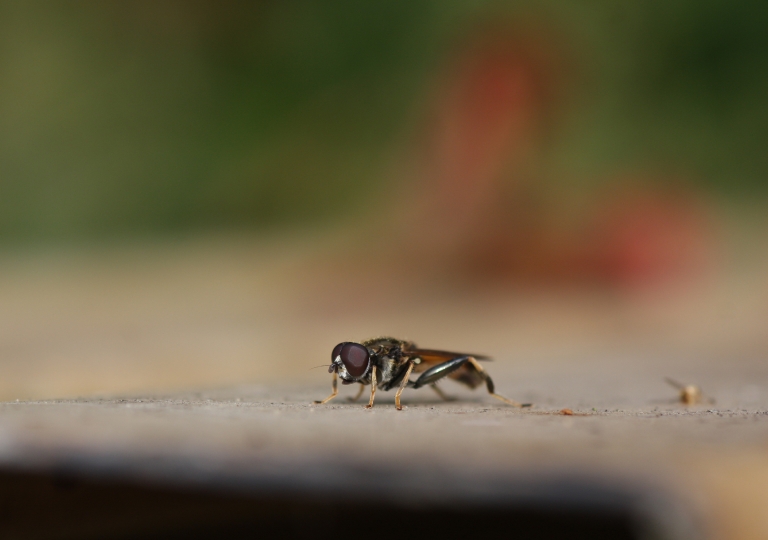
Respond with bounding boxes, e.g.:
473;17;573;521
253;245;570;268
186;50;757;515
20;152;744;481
340;343;370;378
331;342;346;361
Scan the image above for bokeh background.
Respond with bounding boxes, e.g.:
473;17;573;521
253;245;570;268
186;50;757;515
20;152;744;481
1;0;767;401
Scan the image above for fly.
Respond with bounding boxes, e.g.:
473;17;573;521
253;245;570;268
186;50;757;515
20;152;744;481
313;337;531;410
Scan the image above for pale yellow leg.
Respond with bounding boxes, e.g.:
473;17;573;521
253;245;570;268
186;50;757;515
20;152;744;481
347;384;365;403
313;372;338;405
394;362;415;410
364;367;377;409
430;384;452;402
467;357;530;408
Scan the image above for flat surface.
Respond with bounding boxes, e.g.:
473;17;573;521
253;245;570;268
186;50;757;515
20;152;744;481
1;234;768;539
1;363;767;539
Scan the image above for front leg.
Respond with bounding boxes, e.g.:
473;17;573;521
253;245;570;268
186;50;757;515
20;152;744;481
347;383;365;403
365;367;377;409
313;372;338;405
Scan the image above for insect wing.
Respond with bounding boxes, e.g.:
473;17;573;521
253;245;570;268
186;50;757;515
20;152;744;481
403;348;491;363
403;347;489;389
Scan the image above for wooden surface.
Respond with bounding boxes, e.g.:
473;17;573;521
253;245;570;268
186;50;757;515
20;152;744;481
0;234;767;538
1;374;767;538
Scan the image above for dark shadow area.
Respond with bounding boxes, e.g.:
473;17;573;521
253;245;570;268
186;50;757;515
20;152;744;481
0;469;688;540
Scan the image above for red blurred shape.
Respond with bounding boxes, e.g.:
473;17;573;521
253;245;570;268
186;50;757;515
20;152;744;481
589;184;715;287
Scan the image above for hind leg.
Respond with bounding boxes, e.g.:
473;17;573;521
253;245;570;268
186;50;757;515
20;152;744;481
412;356;468;388
466;357;531;408
413;356;531;408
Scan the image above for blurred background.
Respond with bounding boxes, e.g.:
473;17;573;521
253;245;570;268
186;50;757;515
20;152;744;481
1;0;767;401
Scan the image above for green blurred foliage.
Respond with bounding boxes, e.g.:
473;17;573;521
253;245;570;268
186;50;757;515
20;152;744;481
0;1;766;243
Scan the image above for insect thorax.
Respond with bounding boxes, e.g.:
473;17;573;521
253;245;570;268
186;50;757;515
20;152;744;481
361;336;411;352
360;337;411;389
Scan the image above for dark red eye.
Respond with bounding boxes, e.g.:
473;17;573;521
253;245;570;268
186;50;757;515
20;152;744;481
331;342;347;361
340;343;370;378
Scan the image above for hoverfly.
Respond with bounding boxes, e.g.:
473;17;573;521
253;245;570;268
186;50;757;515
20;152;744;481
313;337;531;410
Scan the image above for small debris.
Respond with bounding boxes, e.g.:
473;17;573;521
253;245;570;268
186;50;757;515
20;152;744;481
560;408;574;415
665;377;714;405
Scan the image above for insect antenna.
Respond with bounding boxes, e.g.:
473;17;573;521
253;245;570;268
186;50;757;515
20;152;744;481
309;364;332;371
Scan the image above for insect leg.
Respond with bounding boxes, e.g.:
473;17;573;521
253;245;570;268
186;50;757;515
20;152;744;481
412;356;470;388
466;357;531;408
394;361;415;411
430;384;453;401
347;383;365;403
365;367;377;409
313;372;338;405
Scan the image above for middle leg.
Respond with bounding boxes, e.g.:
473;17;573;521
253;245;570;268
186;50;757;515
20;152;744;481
430;384;453;401
394;361;415;410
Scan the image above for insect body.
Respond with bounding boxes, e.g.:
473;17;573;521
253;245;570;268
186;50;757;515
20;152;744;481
313;337;530;410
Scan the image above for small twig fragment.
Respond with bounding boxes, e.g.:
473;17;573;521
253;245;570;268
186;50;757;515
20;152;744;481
665;377;714;405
